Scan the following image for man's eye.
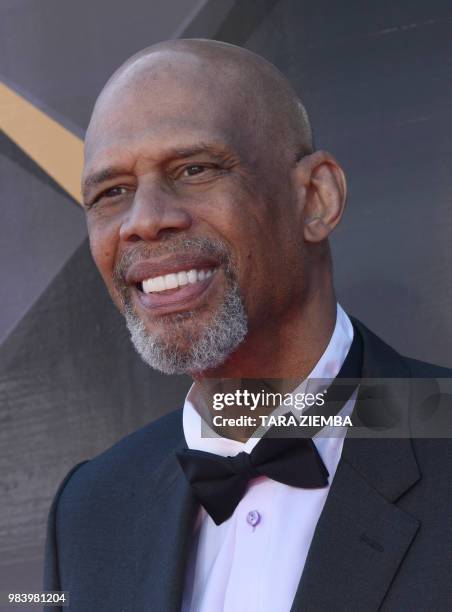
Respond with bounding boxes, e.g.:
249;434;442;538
183;164;208;177
103;186;128;198
89;186;127;206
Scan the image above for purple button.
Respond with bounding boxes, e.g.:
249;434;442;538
246;510;261;528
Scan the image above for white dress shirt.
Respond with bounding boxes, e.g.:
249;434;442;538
181;304;355;612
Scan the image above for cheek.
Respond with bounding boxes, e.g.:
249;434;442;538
231;209;300;310
87;216;118;283
222;220;273;307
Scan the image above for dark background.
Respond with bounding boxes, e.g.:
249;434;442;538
1;0;452;602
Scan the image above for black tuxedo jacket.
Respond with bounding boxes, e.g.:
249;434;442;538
44;319;452;611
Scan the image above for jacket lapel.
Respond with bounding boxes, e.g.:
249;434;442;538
131;433;199;612
291;319;422;611
290;450;420;611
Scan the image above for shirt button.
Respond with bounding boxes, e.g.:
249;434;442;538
246;510;261;528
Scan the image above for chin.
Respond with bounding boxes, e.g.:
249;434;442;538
125;300;248;376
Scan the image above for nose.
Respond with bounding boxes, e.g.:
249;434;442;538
119;180;192;242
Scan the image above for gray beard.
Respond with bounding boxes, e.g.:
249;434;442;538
124;280;247;374
114;238;248;375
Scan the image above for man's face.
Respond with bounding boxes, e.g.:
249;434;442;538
82;53;305;374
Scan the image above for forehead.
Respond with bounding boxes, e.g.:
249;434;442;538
84;52;257;172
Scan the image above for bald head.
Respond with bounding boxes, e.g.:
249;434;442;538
86;39;313;164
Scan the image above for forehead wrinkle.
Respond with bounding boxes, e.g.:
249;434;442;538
85;111;238;158
85;94;247;167
85;138;238;175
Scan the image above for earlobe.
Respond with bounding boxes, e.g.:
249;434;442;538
303;215;330;242
298;151;347;243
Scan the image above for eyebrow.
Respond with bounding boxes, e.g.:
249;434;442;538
82;167;124;197
82;142;236;200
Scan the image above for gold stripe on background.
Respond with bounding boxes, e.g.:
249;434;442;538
0;81;83;204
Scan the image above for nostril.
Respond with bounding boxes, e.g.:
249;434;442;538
156;227;187;241
127;234;141;243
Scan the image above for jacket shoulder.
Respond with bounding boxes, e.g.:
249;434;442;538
55;408;184;503
44;409;185;597
351;316;452;378
403;356;452;378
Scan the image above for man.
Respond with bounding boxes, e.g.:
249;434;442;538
44;39;452;611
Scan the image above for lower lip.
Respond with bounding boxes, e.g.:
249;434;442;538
134;273;217;313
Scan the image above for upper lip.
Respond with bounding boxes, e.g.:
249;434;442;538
125;254;220;285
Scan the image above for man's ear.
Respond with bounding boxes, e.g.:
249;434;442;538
293;150;347;243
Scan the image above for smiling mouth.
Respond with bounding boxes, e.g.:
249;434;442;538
133;265;219;312
138;267;216;294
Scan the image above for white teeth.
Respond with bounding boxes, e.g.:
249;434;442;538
153;276;165;292
177;271;188;286
187;270;197;284
164;273;178;290
141;268;215;294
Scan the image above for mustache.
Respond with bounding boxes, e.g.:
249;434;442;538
112;237;234;290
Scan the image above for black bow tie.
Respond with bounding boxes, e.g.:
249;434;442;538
177;435;329;525
177;325;363;525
